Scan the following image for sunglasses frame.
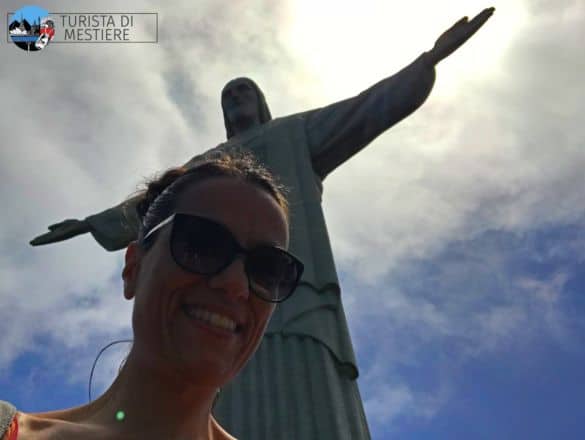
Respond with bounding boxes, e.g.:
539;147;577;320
142;213;304;303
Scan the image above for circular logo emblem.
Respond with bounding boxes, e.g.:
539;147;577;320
9;5;55;52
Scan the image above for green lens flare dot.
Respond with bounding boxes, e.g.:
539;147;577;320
116;410;126;421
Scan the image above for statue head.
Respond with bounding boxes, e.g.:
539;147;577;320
221;78;272;139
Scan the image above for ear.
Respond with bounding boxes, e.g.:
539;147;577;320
122;241;142;300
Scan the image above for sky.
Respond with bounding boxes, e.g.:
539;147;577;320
8;5;48;24
1;0;584;439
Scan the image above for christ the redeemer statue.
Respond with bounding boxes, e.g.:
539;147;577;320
31;9;494;439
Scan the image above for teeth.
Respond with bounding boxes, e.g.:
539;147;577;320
183;306;237;332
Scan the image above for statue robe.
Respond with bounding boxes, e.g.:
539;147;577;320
86;53;436;439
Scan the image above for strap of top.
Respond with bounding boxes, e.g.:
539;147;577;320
0;401;16;439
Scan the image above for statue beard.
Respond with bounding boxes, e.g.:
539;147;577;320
226;112;261;136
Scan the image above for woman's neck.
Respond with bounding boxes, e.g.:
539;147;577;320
75;352;222;439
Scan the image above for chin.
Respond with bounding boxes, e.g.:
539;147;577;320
229;111;258;125
173;356;238;387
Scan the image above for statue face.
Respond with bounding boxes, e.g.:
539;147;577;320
221;80;260;126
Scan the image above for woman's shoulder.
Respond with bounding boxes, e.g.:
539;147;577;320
2;404;233;440
2;410;59;440
1;401;70;440
1;408;103;440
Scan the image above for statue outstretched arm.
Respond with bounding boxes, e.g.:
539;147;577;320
29;152;211;251
307;7;494;179
306;52;436;179
426;7;495;66
30;219;92;246
84;195;142;251
30;195;142;252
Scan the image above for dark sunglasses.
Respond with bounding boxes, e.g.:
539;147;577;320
142;213;304;303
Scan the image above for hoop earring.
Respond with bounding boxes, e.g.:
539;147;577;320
212;388;221;410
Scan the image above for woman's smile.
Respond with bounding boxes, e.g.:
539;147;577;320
181;305;239;333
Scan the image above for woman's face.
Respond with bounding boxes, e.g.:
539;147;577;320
123;176;288;385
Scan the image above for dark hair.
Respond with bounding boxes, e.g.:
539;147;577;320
133;150;288;248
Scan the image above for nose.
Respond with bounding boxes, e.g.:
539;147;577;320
206;256;250;301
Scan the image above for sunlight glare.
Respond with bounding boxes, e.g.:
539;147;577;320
282;0;525;101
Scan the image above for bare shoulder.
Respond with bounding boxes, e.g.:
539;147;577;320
16;411;107;440
13;412;55;440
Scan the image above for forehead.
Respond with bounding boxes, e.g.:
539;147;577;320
175;177;288;248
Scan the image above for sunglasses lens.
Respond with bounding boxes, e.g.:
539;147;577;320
171;217;234;274
247;247;300;302
170;214;302;302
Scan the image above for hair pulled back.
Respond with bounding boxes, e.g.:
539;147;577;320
134;150;288;247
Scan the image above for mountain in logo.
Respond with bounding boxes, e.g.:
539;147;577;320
9;19;32;32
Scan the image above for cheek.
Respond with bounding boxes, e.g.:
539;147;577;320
237;302;274;367
252;302;275;333
132;262;178;333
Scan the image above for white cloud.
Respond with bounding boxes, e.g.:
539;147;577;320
364;382;449;428
322;0;585;281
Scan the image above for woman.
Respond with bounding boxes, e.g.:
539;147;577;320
1;152;303;439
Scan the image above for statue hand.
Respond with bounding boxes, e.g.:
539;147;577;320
427;7;495;65
30;219;92;246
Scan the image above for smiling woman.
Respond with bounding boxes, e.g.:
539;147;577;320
0;151;303;440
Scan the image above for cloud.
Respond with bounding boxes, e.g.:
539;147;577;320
323;0;585;281
364;383;447;426
348;224;583;429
